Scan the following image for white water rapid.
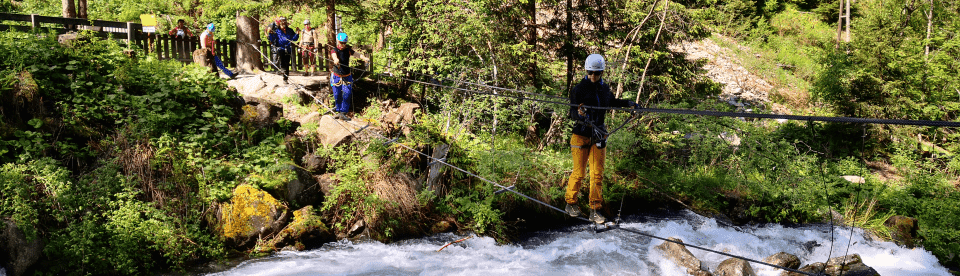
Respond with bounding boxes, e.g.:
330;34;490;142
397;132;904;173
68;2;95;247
210;210;950;276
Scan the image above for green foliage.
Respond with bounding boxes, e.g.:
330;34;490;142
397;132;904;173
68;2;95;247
321;144;380;231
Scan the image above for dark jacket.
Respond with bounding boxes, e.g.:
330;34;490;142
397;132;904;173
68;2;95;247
268;27;299;52
569;76;633;141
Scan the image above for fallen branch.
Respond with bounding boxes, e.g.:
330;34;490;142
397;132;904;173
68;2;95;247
436;236;473;252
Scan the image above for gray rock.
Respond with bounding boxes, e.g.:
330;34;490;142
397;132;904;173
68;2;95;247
781;262;825;276
349;219;366;237
284;165;322;209
315;114;377;147
315;173;338;195
1;220;43;276
841;175;865;184
302;152;327;174
655;237;710;275
382;103;421;126
824;254;880;276
762;252;801;270
240;99;284;129
715;258;756;276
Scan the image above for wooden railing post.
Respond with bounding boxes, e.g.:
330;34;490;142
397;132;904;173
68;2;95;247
126;22;134;43
30;14;38;29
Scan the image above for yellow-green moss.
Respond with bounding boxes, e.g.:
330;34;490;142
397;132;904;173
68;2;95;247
219;185;285;239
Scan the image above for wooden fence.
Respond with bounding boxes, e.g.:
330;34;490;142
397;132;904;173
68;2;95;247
0;12;326;73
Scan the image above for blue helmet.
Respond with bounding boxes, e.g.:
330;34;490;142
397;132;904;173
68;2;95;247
207;23;216;31
336;32;348;43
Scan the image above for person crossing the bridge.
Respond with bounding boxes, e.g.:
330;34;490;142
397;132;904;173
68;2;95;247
565;54;640;224
330;32;357;120
199;23;236;79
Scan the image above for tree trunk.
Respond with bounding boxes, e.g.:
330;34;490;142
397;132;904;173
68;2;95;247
835;0;841;48
636;1;669;105
62;0;75;18
77;0;87;19
924;0;933;60
844;0;851;42
565;0;573;93
526;0;541;89
325;0;337;72
236;15;264;74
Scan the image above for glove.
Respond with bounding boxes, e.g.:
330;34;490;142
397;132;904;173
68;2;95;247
578;103;587;117
631;102;641;109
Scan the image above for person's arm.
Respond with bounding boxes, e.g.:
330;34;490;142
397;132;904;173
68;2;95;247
185;28;194;37
569;86;587;121
330;49;340;65
168;27;177;36
605;85;639;109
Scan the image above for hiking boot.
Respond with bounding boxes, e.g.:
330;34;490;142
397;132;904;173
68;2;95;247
589;209;606;224
338;112;350;121
565;204;582;217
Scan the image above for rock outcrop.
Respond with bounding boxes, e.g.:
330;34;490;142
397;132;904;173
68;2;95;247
215;185;289;248
0;220;43;276
655;237;712;276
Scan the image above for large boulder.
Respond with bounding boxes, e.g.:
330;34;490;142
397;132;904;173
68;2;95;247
883;215;919;248
258;206;333;252
316;114;377;147
215;185;289;248
715;258;756;276
655;237;711;276
762;252;801;271
0;220;43;276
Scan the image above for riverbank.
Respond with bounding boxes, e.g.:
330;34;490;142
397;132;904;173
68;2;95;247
2;30;958;276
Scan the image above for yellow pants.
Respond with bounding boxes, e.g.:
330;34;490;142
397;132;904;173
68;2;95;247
565;134;605;210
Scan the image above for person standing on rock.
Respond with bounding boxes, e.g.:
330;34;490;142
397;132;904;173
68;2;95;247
200;23;236;79
330;32;356;120
268;17;299;82
298;19;319;76
565;54;640;224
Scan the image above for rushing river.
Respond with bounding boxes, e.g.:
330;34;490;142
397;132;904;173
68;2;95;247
205;210;948;276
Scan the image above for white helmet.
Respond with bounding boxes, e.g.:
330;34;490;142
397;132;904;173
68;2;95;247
303;19;310;25
585;54;605;71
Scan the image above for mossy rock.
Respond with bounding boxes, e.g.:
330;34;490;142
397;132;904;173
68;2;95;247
255;205;333;253
216;185;288;248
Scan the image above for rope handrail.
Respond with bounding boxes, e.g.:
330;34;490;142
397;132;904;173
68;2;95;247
313;55;960;128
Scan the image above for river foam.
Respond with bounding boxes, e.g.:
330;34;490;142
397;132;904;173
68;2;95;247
210;210;950;276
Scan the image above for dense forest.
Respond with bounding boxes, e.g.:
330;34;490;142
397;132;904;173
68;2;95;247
1;0;959;275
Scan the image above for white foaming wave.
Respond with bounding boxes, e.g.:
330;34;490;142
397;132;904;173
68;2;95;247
211;210;951;276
